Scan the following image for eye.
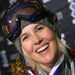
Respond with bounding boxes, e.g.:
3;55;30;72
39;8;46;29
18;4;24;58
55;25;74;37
37;26;44;31
22;35;29;41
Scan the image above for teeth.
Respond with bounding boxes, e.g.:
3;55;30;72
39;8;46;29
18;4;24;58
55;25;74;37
36;44;48;53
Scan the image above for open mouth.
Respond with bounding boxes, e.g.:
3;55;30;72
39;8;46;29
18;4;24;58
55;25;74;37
36;43;49;53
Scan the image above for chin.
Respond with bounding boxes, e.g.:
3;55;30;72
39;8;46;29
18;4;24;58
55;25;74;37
42;56;55;64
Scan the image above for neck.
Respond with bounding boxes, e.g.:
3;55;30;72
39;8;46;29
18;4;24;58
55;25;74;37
40;63;53;72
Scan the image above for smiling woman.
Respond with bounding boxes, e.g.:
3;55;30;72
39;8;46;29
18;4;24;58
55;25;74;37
1;0;75;75
20;23;58;65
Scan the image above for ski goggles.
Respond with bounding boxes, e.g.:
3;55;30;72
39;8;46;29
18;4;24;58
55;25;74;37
2;0;48;41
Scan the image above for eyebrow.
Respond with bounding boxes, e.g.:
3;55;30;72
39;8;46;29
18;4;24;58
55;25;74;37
20;33;27;39
34;24;41;29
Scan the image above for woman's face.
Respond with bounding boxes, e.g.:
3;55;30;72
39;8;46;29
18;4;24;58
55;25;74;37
20;23;58;64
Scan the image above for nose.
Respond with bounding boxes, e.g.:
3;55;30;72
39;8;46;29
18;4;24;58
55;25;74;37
33;33;43;45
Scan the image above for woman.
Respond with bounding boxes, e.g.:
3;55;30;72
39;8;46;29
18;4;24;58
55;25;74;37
2;0;75;75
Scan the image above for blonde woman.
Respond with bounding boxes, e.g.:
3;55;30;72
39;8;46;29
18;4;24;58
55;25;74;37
2;0;75;75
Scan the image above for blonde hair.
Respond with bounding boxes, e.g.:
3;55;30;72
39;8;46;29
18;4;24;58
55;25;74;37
56;36;71;56
21;36;71;71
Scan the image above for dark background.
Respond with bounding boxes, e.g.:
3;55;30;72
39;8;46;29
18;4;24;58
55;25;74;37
0;0;75;75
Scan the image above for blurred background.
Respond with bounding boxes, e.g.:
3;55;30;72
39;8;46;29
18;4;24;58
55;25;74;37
0;0;75;75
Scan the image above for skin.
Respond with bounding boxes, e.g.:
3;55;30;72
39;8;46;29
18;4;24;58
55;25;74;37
20;23;59;72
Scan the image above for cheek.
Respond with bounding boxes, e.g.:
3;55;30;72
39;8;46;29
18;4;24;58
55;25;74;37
21;41;33;54
42;28;55;40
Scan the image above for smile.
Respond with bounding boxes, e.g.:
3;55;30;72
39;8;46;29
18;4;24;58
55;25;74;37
36;44;49;53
